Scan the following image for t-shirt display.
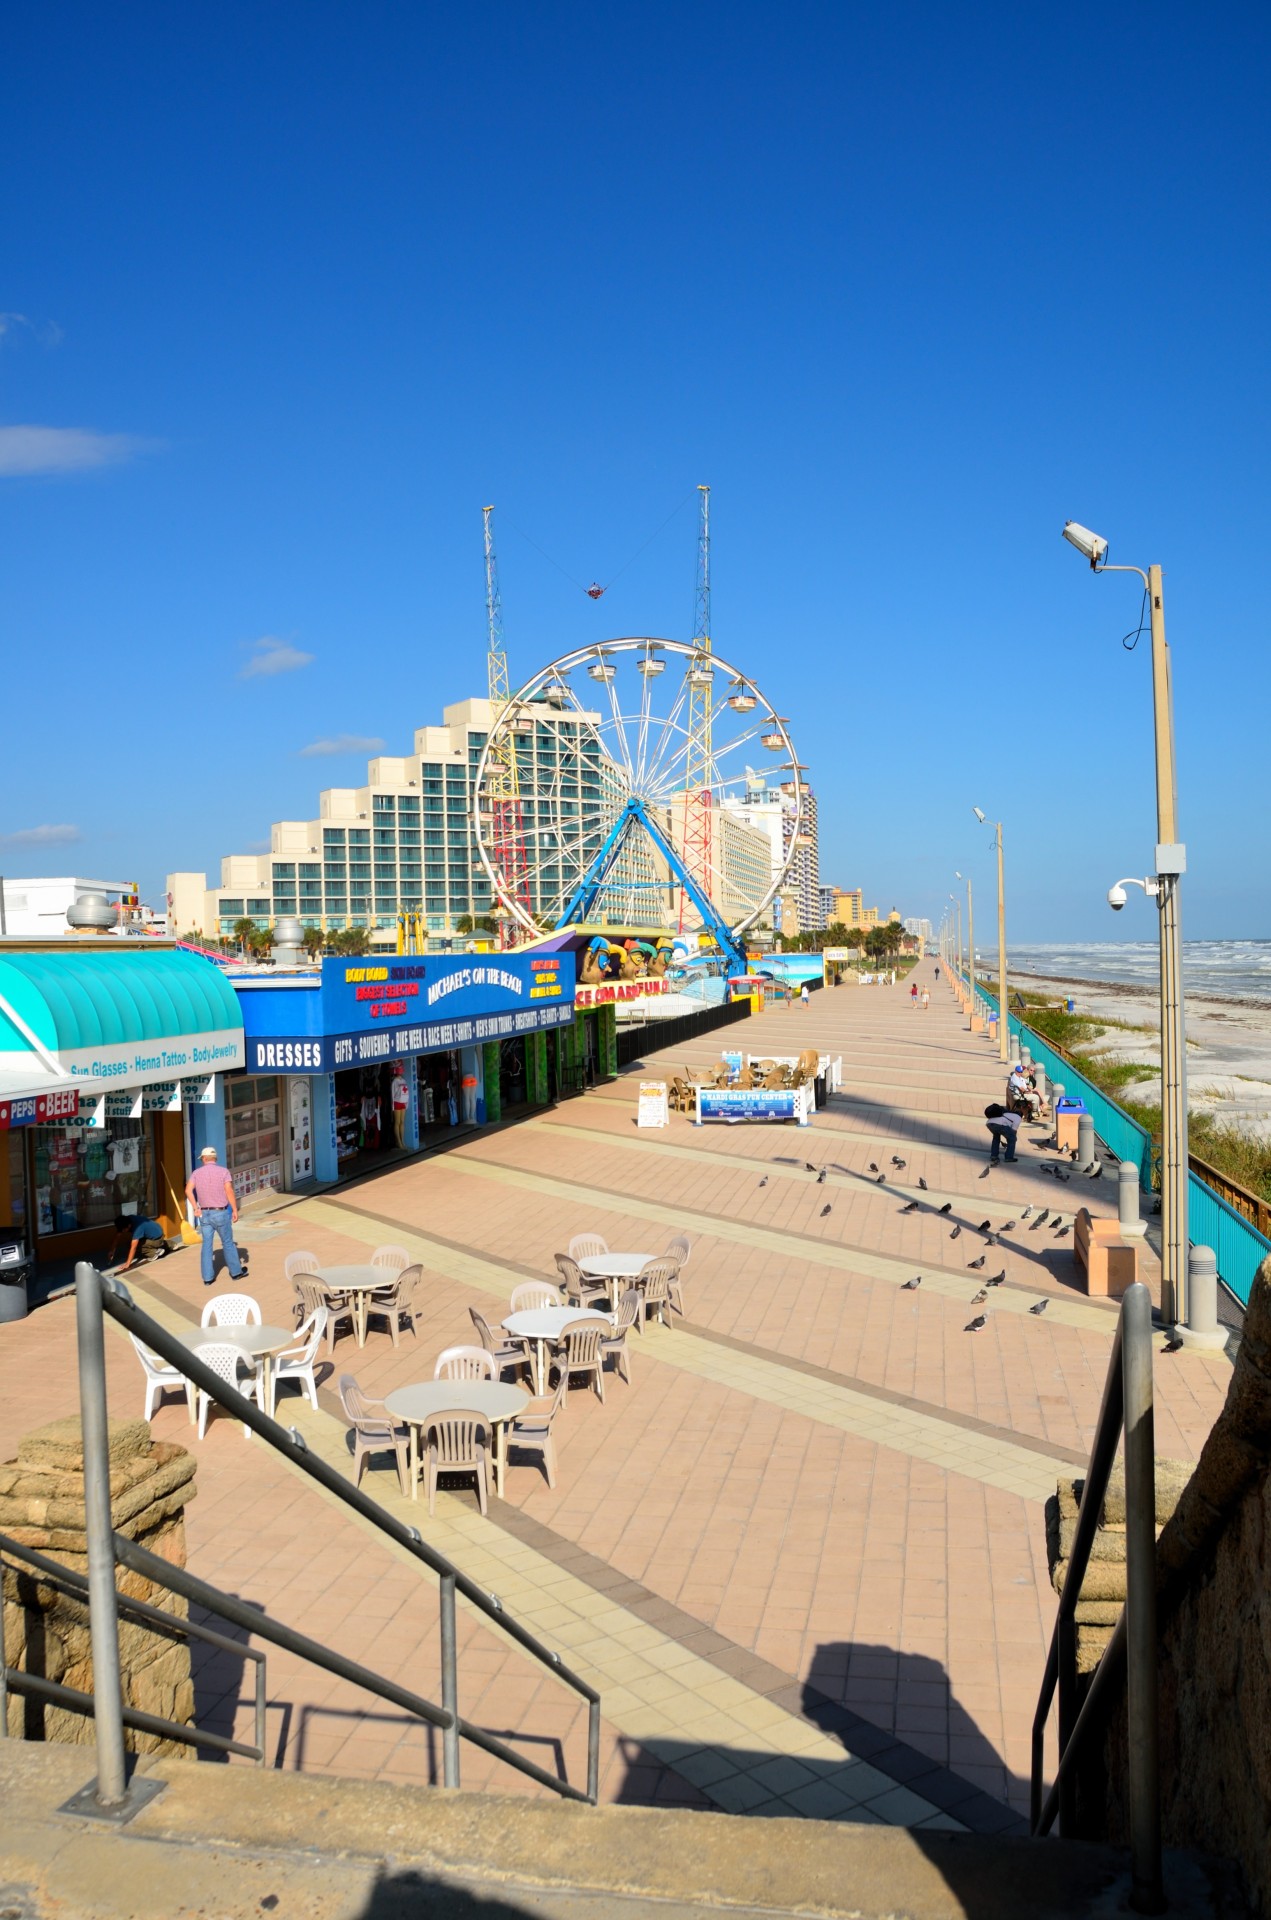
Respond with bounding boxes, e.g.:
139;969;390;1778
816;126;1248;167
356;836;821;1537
29;1118;155;1237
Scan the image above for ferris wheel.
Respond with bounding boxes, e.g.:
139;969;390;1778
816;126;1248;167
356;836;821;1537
472;637;804;971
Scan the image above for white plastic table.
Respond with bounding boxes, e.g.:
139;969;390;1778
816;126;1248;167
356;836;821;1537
314;1264;394;1347
502;1306;613;1392
573;1253;655;1281
181;1325;294;1430
384;1380;529;1499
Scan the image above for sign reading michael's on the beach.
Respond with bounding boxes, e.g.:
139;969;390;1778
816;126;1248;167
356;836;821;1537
695;1084;812;1127
238;953;575;1075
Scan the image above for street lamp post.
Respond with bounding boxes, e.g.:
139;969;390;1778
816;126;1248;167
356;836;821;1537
948;894;962;989
975;808;1009;1063
1063;522;1189;1329
956;872;975;1028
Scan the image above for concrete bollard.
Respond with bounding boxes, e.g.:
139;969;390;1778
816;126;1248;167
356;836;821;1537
1021;1046;1032;1067
1175;1245;1228;1350
1009;1035;1021;1065
1077;1112;1096;1167
1118;1160;1146;1239
1034;1064;1047;1102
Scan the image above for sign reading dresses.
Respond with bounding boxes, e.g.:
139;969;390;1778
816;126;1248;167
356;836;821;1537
237;953;575;1076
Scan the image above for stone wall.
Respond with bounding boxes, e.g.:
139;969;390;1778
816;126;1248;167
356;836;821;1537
1;1415;197;1755
1099;1259;1271;1917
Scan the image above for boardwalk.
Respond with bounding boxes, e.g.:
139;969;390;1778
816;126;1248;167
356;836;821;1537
0;961;1232;1828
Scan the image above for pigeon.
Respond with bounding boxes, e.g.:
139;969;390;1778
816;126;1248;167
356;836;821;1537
805;1162;816;1173
892;1157;906;1169
876;1174;886;1184
939;1202;952;1215
968;1254;986;1270
1029;1211;1050;1232
1055;1172;1071;1184
986;1272;1006;1287
901;1200;919;1214
820;1204;832;1217
1029;1299;1049;1316
972;1288;988;1305
1002;1220;1017;1232
901;1275;921;1291
758;1177;768;1187
817;1168;827;1184
918;1177;928;1191
950;1224;962;1239
965;1314;988;1332
868;1162;879;1173
977;1220;992;1234
1021;1207;1033;1221
979;1167;991;1179
1163;1336;1184;1353
1055;1225;1071;1238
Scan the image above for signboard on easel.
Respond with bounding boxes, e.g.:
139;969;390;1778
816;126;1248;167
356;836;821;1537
637;1082;669;1128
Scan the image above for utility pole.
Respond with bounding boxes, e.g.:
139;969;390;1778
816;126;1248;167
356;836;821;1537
679;485;714;934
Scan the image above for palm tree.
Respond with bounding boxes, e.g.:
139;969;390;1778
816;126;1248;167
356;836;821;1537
303;927;325;959
231;917;257;956
455;914;475;937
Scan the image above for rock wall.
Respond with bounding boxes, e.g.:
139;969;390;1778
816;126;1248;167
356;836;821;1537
1;1415;197;1754
1101;1259;1271;1917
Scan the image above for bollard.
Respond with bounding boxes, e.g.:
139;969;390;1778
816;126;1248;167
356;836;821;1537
1009;1034;1021;1065
1021;1046;1032;1067
1034;1063;1047;1103
1118;1160;1146;1240
1175;1245;1228;1350
1077;1113;1096;1167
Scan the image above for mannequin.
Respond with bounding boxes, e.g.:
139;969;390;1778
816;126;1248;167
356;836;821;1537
391;1062;408;1146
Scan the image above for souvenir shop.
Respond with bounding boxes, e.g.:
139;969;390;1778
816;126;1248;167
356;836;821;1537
222;949;575;1192
0;948;245;1268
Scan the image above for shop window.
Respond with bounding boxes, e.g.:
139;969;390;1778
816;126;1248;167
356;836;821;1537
31;1117;154;1238
226;1076;282;1198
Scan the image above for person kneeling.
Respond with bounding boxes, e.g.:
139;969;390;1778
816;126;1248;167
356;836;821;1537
110;1213;170;1273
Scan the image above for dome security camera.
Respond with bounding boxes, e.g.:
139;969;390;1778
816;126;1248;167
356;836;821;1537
1107;884;1127;912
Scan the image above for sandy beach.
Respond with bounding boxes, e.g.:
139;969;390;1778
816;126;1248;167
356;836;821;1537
996;968;1271;1137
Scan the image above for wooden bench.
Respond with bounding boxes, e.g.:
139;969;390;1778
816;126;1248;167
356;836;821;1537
1073;1207;1139;1298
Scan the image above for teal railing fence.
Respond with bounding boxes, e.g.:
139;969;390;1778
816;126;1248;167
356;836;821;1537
951;970;1271;1309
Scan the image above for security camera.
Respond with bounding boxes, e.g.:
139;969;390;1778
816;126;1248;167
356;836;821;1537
1107;884;1127;912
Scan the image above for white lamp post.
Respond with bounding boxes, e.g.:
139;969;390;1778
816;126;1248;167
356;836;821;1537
974;808;1009;1062
956;871;975;1029
1064;522;1189;1329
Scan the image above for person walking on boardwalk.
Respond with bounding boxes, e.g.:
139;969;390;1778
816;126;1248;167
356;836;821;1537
921;987;930;1011
983;1102;1021;1164
910;982;919;1008
185;1146;245;1287
800;983;810;1006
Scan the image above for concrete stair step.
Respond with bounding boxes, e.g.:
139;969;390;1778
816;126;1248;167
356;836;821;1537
0;1742;1243;1920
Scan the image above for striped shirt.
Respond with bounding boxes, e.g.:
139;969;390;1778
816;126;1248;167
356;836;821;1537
188;1163;234;1207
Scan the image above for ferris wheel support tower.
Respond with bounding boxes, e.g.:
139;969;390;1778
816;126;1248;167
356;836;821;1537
679;484;714;931
482;506;531;944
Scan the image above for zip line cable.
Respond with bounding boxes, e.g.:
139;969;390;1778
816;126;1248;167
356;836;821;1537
500;487;699;602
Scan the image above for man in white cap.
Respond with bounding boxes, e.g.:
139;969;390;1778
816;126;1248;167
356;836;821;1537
184;1147;245;1288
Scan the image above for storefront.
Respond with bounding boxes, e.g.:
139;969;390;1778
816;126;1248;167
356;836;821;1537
217;950;575;1191
0;949;245;1265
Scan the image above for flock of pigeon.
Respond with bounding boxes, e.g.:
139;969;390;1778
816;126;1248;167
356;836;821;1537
762;1147;1106;1335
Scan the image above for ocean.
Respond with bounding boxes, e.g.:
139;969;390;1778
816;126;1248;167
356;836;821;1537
1004;941;1271;1004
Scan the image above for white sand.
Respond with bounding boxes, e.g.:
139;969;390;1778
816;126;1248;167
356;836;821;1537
1000;969;1271;1138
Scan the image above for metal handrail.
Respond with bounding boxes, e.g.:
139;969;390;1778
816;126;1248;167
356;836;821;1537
1029;1282;1163;1915
72;1261;600;1815
0;1530;267;1763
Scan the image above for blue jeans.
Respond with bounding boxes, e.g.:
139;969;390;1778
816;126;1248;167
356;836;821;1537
198;1207;243;1284
987;1123;1018;1164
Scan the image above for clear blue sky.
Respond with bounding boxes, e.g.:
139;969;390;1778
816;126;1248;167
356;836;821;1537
3;3;1267;940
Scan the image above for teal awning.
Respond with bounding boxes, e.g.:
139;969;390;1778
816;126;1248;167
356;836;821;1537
0;949;243;1061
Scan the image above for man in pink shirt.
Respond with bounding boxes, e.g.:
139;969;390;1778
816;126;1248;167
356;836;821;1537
185;1147;245;1287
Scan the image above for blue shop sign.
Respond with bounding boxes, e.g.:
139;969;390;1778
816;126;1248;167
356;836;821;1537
235;952;574;1076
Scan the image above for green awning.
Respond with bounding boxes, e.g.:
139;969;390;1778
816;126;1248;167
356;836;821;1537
0;949;244;1080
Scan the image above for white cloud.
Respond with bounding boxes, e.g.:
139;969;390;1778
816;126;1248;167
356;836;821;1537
299;734;386;757
0;823;82;846
0;425;150;476
0;314;62;348
239;636;314;680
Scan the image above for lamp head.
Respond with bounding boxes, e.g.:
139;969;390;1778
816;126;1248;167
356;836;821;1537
972;807;986;824
1062;521;1109;569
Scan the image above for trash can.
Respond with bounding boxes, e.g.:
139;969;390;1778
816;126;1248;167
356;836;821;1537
1065;998;1075;1014
814;1073;828;1109
1055;1096;1086;1154
0;1235;31;1322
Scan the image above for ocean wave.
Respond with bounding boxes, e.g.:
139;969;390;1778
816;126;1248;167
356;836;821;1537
1004;941;1271;1003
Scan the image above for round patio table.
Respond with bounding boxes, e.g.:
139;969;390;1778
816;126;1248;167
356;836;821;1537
313;1264;395;1348
573;1253;656;1281
502;1306;613;1393
181;1325;294;1432
385;1380;528;1500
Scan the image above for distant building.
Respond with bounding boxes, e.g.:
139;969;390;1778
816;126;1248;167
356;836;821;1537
903;916;933;944
0;877;149;939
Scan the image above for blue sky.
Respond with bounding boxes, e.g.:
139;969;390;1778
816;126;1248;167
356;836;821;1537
3;3;1267;941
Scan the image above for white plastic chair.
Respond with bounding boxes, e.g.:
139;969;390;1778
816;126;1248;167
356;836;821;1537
193;1340;262;1439
200;1293;261;1328
510;1281;561;1314
664;1235;691;1316
567;1233;608;1263
433;1345;495;1381
284;1251;323;1283
269;1308;328;1415
370;1245;412;1276
129;1333;195;1423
